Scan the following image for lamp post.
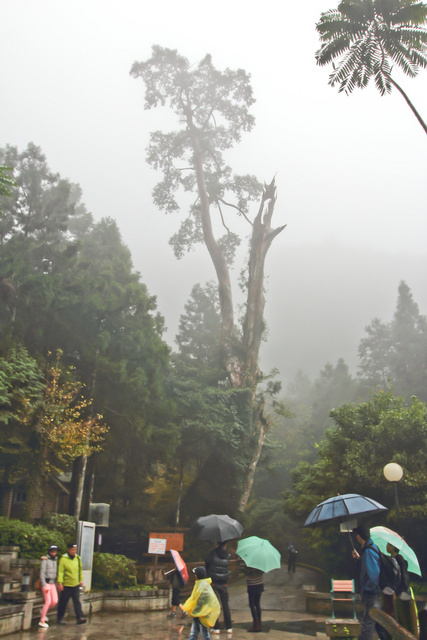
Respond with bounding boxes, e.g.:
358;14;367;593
383;462;403;525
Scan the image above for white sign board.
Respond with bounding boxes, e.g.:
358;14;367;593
77;521;96;592
148;538;167;554
340;518;358;533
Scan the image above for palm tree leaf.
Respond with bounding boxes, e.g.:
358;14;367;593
411;48;427;66
373;68;391;95
393;2;427;25
316;36;353;64
396;24;427;45
382;37;419;75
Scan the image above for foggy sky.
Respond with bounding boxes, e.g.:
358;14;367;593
1;0;427;386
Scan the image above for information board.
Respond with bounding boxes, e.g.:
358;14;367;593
149;532;184;551
148;537;167;554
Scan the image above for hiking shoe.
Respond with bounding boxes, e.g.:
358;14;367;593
167;611;177;618
227;630;233;634
57;619;66;625
38;622;49;629
77;618;87;625
212;631;220;635
181;611;188;618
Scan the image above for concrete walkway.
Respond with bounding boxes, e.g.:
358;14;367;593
13;566;330;640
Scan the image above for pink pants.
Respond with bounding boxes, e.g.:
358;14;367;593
41;583;58;622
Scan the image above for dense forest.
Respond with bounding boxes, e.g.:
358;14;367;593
1;143;427;573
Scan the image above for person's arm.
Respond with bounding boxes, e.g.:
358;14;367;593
57;557;64;590
78;555;83;585
39;558;47;589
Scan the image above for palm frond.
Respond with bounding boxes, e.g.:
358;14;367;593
383;37;419;74
392;1;427;25
373;68;391;95
316;36;353;64
411;47;427;66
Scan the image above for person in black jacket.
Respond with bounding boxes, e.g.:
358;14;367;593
205;541;232;634
386;543;418;636
386;543;410;596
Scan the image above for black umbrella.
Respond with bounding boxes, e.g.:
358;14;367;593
190;514;243;542
304;493;388;528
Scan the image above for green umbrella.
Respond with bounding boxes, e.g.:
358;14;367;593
236;536;281;573
370;526;421;576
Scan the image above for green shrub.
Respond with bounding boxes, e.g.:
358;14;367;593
39;513;77;542
0;517;66;558
92;552;137;590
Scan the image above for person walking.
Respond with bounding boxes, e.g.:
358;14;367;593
205;541;232;634
56;543;87;625
352;525;385;640
38;545;58;629
165;568;187;619
182;566;220;640
287;542;297;573
387;543;418;636
245;567;264;633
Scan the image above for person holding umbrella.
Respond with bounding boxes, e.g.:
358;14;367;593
244;567;264;633
205;541;233;634
352;525;386;640
236;536;281;634
165;550;189;619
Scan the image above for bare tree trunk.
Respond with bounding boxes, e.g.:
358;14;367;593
244;179;286;386
73;455;87;520
187;113;286;512
72;361;98;520
175;466;184;527
187;117;236;346
238;417;269;514
237;181;285;511
386;73;427;136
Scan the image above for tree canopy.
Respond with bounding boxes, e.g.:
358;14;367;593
0;144;177;537
283;390;427;573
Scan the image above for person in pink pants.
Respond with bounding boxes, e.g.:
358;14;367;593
39;545;59;629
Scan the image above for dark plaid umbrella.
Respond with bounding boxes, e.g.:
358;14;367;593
190;514;243;542
304;493;388;528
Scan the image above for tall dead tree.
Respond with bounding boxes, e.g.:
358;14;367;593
131;46;286;512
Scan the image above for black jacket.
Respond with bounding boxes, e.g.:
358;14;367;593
395;554;410;596
205;546;231;584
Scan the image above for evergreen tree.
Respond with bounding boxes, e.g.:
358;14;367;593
0;145;177;536
358;281;427;399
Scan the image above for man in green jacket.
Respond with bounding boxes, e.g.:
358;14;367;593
57;543;87;625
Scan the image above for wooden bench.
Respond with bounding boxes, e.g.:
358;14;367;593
330;579;357;619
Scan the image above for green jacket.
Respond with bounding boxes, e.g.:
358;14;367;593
57;553;83;587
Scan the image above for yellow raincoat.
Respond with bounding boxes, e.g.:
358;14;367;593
182;577;220;628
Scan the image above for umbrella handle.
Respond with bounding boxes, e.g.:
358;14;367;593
348;531;355;551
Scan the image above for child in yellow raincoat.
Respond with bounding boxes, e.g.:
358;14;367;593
183;566;220;640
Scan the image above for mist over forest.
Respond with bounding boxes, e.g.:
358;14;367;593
136;235;427;389
2;0;427;578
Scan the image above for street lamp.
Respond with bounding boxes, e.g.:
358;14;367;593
383;462;403;524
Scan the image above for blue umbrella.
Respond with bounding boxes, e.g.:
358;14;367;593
304;494;388;528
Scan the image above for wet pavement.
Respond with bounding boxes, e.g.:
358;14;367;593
14;567;329;640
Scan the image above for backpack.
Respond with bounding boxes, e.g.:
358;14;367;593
366;544;401;593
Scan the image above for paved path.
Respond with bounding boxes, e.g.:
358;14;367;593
13;566;329;640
